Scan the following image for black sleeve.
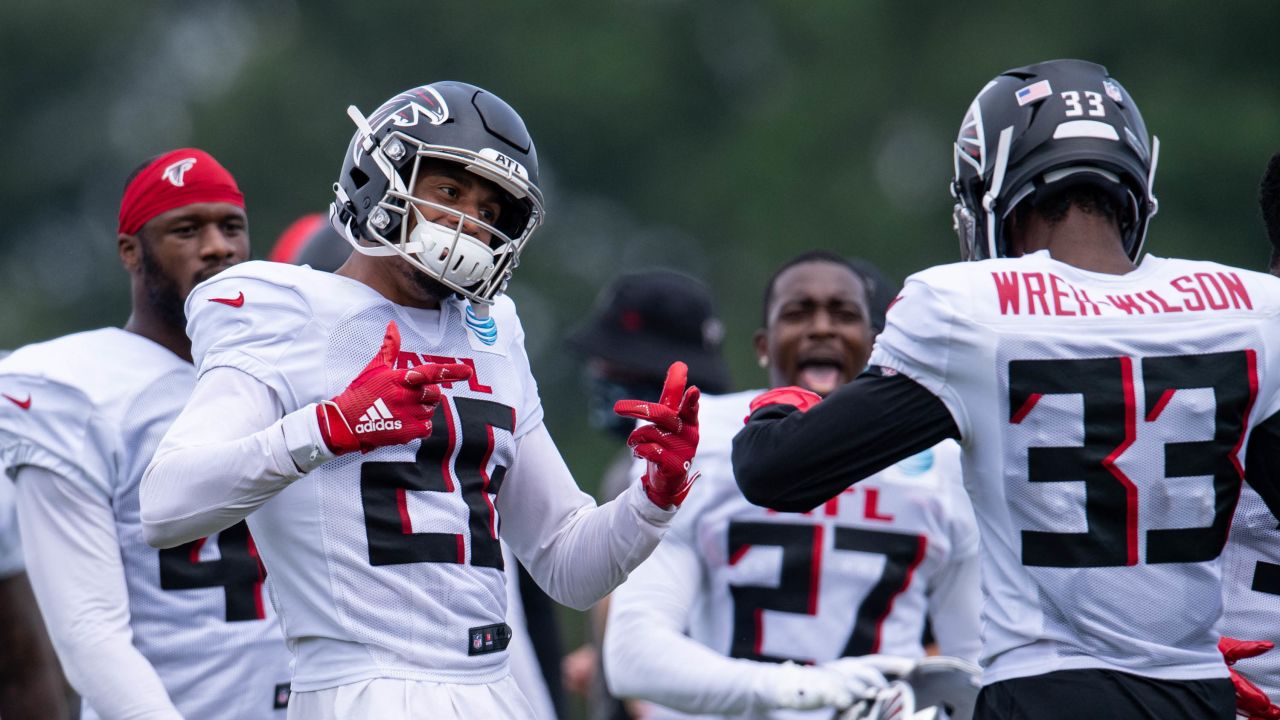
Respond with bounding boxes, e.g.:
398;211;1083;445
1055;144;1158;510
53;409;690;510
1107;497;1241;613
732;367;960;513
1245;409;1280;523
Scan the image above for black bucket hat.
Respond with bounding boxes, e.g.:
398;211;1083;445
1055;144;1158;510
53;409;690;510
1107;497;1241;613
567;269;732;394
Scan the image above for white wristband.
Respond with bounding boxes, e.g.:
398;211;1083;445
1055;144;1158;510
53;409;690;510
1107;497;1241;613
280;403;336;473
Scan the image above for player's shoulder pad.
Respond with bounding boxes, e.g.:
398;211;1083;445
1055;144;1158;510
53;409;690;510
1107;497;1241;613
186;261;349;367
0;328;186;411
0;331;132;488
696;390;758;458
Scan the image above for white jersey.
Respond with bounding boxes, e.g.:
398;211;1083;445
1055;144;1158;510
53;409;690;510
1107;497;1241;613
0;328;291;718
185;261;544;691
679;391;979;665
870;250;1280;685
1221;485;1280;697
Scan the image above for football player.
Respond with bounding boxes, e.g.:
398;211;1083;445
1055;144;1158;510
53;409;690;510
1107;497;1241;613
139;82;700;719
604;251;980;718
1219;150;1280;720
732;59;1280;719
268;211;565;720
0;149;291;719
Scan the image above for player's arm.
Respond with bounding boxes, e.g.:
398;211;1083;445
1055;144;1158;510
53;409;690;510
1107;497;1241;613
142;321;468;548
498;362;699;610
495;423;677;611
732;369;959;512
15;465;181;719
603;532;883;714
141;365;312;548
0;571;68;720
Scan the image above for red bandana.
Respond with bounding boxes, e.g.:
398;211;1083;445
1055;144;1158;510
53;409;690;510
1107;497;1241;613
117;148;245;235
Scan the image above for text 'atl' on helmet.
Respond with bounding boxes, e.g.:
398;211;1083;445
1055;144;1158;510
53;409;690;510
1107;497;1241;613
950;59;1158;261
330;81;545;306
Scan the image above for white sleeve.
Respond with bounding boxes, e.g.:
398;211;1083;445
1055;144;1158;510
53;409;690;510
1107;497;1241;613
496;423;676;611
15;465;182;720
926;469;982;663
604;532;774;714
869;275;970;438
141;366;334;548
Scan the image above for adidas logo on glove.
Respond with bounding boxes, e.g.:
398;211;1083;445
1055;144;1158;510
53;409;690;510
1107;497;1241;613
355;398;403;434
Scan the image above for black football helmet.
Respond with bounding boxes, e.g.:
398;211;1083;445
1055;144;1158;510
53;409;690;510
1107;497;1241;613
951;59;1158;261
331;81;545;305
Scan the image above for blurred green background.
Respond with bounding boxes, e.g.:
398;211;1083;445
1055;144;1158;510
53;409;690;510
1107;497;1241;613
3;0;1278;715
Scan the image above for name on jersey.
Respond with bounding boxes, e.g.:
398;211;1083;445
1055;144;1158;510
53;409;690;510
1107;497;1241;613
395;351;493;394
991;270;1252;317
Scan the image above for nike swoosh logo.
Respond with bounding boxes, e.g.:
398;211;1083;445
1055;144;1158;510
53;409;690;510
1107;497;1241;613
3;394;31;410
209;291;245;308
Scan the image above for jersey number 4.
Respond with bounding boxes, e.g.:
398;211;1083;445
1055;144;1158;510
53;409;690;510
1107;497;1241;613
360;397;514;569
158;520;265;622
1009;350;1255;568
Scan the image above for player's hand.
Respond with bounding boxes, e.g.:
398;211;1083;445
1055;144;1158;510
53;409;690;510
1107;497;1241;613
614;361;700;509
754;660;886;711
746;386;822;422
316;321;471;455
1220;636;1280;719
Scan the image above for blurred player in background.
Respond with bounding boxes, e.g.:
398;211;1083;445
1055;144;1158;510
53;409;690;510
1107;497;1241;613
564;269;733;720
605;251;980;719
141;81;700;719
0;149;290;719
0;458;68;720
733;59;1280;719
268;213;565;720
1219;151;1280;720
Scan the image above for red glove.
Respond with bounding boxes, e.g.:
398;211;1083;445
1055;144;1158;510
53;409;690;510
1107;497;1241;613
614;361;700;509
317;321;472;455
746;386;822;422
1220;636;1280;719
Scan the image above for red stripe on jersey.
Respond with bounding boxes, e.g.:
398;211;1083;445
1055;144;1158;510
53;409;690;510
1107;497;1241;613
754;608;765;657
481;425;498;539
396;489;412;534
1229;349;1260;483
1104;356;1140;566
808;525;824;615
189;537;207;564
247;532;266;620
728;544;751;566
1146;388;1175;422
456;534;465;565
1010;393;1042;424
440;400;457;492
872;535;928;653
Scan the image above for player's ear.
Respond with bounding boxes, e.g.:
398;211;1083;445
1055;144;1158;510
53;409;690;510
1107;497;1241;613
119;232;142;274
752;328;769;369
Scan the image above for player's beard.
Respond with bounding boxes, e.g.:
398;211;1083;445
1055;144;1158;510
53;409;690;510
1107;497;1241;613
139;241;189;335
